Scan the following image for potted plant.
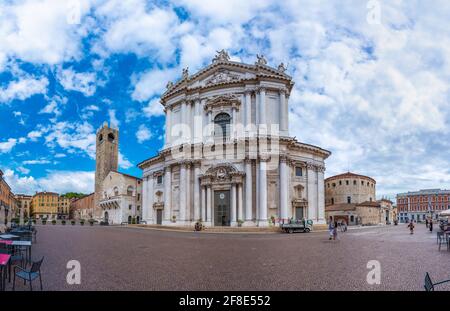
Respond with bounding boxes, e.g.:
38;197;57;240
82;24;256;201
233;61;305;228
89;219;94;226
131;217;136;224
52;219;56;225
237;219;244;227
80;219;85;226
32;219;36;224
62;219;66;225
71;220;76;225
171;215;176;223
42;219;47;225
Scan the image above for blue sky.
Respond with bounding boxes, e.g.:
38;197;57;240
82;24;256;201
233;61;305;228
1;0;450;200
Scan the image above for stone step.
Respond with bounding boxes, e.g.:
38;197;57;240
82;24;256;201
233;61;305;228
131;224;282;233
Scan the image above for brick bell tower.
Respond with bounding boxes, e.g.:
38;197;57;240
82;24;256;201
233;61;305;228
94;121;119;219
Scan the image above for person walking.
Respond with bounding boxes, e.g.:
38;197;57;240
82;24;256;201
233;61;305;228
407;220;415;234
429;219;433;232
333;221;338;240
328;216;334;240
425;219;429;229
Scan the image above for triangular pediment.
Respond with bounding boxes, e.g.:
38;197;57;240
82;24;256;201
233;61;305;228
162;54;292;100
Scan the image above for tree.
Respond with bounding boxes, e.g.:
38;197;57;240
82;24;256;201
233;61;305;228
62;192;86;199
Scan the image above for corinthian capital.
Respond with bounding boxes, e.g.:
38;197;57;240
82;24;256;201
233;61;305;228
306;162;316;170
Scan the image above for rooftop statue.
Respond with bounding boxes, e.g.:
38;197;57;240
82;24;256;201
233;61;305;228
212;49;230;63
256;54;267;65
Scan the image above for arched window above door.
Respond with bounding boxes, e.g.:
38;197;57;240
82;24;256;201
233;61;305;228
214;113;231;139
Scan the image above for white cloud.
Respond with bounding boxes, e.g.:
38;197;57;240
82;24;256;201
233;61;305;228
54;153;66;158
44;121;96;159
0;76;48;103
131;68;178;102
136;124;152;143
80;104;100;119
95;1;188;62
27;129;45;142
16;166;30;175
0;138;17;153
23;159;51;165
18;137;26;144
39;96;67;117
0;0;92;65
143;98;164;118
57;67;98;96
118;152;133;169
108;109;120;128
4;169;94;195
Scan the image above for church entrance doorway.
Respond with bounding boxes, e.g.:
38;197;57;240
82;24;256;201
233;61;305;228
295;207;304;220
214;190;230;226
104;211;109;223
156;209;162;225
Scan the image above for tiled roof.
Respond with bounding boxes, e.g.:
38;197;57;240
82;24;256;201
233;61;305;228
325;172;376;184
357;201;381;207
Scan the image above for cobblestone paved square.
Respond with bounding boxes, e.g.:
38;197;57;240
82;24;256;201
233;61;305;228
5;224;450;291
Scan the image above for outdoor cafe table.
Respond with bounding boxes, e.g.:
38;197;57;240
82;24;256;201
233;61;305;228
12;240;32;262
0;234;19;240
0;254;10;291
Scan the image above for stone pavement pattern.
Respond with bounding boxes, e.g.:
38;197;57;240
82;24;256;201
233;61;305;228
5;224;450;290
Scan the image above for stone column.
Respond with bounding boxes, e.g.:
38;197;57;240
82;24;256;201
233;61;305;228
181;100;187;143
231;183;237;226
194;99;202;144
207;111;213;143
258;158;268;226
279;89;287;135
238;183;243;222
165;107;172;148
258;87;266;132
201;186;206;222
231;107;236;140
245;90;252;136
279;156;288;221
255;160;259;224
186;101;192;144
147;175;155;223
244;159;253;225
206;186;212;224
142;176;148;222
179;163;187;223
163;166;172;223
307;163;317;221
194;164;201;222
185;162;191;223
317;166;325;224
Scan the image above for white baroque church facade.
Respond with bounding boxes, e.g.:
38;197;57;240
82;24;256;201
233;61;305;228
138;51;331;227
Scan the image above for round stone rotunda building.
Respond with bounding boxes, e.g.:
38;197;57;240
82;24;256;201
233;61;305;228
138;51;331;228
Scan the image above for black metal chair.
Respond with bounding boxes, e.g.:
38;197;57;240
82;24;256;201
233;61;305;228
437;232;448;251
13;257;44;291
424;272;450;291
